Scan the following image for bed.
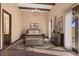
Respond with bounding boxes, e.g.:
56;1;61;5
25;23;45;46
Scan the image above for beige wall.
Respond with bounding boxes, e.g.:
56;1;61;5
1;3;22;43
21;11;49;36
49;3;75;50
0;3;49;49
50;3;73;33
0;3;74;49
50;3;73;17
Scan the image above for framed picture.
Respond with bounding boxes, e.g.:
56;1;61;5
54;16;63;32
34;23;39;28
30;23;34;28
54;16;58;30
58;17;63;30
30;23;39;29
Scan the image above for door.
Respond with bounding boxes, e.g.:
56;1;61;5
2;9;11;48
72;5;79;53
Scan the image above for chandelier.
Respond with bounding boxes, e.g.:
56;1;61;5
32;9;40;16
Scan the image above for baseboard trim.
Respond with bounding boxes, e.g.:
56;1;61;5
45;36;48;38
1;37;21;51
63;47;72;52
72;48;78;53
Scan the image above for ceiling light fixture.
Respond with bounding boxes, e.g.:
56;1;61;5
32;8;40;16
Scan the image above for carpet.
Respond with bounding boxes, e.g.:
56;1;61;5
1;39;56;56
14;39;56;50
1;39;76;56
1;47;55;56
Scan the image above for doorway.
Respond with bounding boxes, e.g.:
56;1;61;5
72;5;79;53
2;9;12;48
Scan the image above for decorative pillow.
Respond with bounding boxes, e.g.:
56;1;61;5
34;30;40;34
28;30;34;34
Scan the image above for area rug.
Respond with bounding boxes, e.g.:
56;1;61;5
1;39;76;56
1;48;55;56
1;39;57;56
14;39;56;51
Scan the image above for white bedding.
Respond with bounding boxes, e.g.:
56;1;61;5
28;29;41;35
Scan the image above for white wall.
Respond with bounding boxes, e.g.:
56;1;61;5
48;8;54;39
64;9;72;50
48;20;51;39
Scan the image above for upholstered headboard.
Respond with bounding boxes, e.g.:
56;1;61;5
27;23;41;35
27;29;40;34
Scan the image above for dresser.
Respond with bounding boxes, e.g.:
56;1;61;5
50;32;64;46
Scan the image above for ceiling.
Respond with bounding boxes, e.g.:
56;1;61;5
17;3;55;11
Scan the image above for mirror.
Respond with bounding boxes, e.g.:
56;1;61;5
2;9;11;48
4;13;9;34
